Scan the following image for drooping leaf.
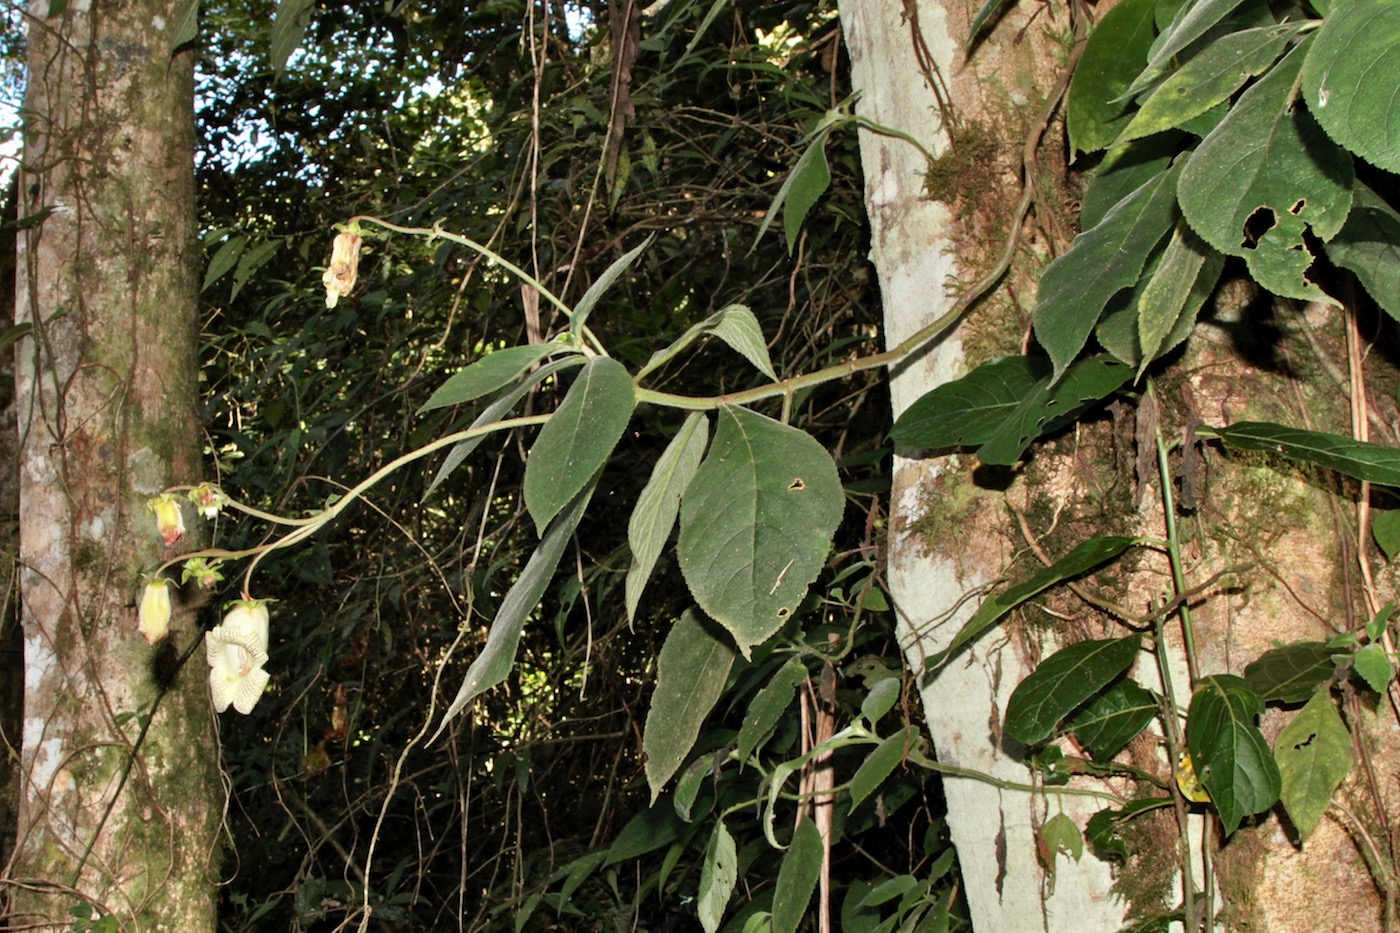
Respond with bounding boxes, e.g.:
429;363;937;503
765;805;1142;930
849;726;917;813
1207;421;1400;487
752;113;844;252
736;656;808;764
1081;134;1181;231
1033;162;1182;377
1374;508;1400;559
171;0;200;50
627;413;709;621
1353;643;1395;693
1324;183;1400;322
419;343;565;413
1186;674;1282;834
1178;41;1355;302
202;234;246;292
270;0;316;79
524;357;635;535
1275;690;1353;839
1134;223;1225;375
785;140;832;255
643;304;779;382
976;356;1136;465
1141;0;1255;82
1067;677;1159;760
1066;0;1160;154
771;819;824;933
605;800;685;865
1041;811;1084;864
967;0;1016;44
924;535;1140;671
860;677;901;725
571;234;655;334
645;611;738;801
678;406;844;653
1086;797;1173;860
1004;636;1143;745
674;754;716;822
699;820;738;933
1302;0;1400;174
1243;641;1337;703
434;483;595;736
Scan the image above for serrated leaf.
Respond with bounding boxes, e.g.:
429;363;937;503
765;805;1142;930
1302;0;1400;174
674;754;715;822
627;413;709;621
1067;678;1159;760
1143;0;1254;81
1243;641;1337;703
1353;643;1395;693
524;357;635;535
270;0;315;78
419;343;565;413
558;850;609;906
736;657;807;764
434;483;595;737
1135;223;1225;375
1374;508;1400;559
1082;135;1180;230
849;726;916;813
1067;0;1160;154
1324;183;1400;322
230;239;280;302
1004;636;1143;745
571;234;654;334
771;819;823;933
1275;690;1353;839
785;141;832;255
699;820;738;933
1033;162;1182;377
751;114;844;253
645;611;738;801
202;235;246;292
1209;421;1400;486
1186;674;1281;835
678;406;844;653
1086;797;1173;860
924;535;1139;671
1178;41;1354;301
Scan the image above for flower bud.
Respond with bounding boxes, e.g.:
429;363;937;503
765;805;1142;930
138;579;173;645
147;494;185;546
207;599;272;714
181;557;224;590
322;230;362;309
188;483;227;519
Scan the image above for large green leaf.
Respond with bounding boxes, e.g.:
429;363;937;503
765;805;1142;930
849;725;918;812
1243;641;1337;703
605;801;685;865
699;820;738;933
1324;183;1400;322
785;140;832;255
435;483;596;736
645;610;738;800
1134;222;1225;375
1141;0;1255;81
1066;0;1160;154
1081;135;1180;231
1178;41;1355;301
419;343;566;413
736;656;808;764
1275;690;1352;840
627;413;709;622
1302;0;1400;174
1186;674;1282;834
1033;162;1182;377
1119;23;1301;145
976;356;1136;465
1087;797;1173;860
1067;678;1159;760
1004;636;1143;745
924;535;1140;671
1208;421;1400;486
524;357;635;534
678;406;844;653
771;819;824;933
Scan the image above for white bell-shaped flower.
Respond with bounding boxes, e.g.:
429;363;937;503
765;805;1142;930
206;600;271;714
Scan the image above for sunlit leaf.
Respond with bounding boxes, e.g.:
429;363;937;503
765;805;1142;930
1186;675;1281;834
1275;690;1352;839
699;820;738;933
645;611;738;801
1004;636;1143;746
1207;421;1400;487
1067;678;1158;760
1302;0;1400;174
419;343;564;413
627;413;709;621
771;818;823;933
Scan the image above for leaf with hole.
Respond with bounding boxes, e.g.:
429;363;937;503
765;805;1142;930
771;819;823;933
1207;421;1400;487
627;413;709;621
1067;678;1158;760
1186;674;1281;834
678;406;844;653
1005;636;1143;745
644;610;737;801
1302;0;1400;174
1275;689;1352;840
1243;641;1337;704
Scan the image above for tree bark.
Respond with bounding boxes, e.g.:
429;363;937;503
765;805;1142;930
5;1;220;927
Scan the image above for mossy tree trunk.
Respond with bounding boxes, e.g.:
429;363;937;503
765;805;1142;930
5;1;220;927
841;0;1397;930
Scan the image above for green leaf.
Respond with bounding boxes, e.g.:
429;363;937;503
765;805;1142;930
678;406;844;653
230;239;281;301
571;235;654;334
924;535;1139;671
1243;641;1337;703
968;0;1016;43
642;304;779;383
1033;162;1182;377
1041;811;1084;863
1119;24;1301;145
1081;135;1180;231
674;754;715;822
699;820;738;933
270;0;316;79
1067;678;1159;760
1134;223;1225;375
736;657;808;764
1004;636;1143;745
605;801;685;864
1324;183;1400;322
1067;0;1160;154
1374;509;1400;560
171;0;200;50
202;234;246;292
524;357;635;535
1353;643;1395;693
751;114;844;252
627;413;709;621
1275;690;1353;839
785;140;832;255
860;677;901;725
0;323;32;355
1178;41;1355;302
976;356;1136;465
645;611;738;801
1302;0;1400;174
434;483;595;737
849;726;917;813
1142;0;1254;81
1186;674;1282;835
771;819;824;933
419;343;565;413
1086;797;1173;860
1208;421;1400;486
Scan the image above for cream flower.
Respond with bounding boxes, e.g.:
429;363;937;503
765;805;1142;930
322;230;362;308
206;600;271;714
147;494;185;546
138;579;173;645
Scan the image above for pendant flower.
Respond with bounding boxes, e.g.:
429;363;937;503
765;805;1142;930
138;579;173;645
322;230;362;308
206;600;272;715
147;494;185;546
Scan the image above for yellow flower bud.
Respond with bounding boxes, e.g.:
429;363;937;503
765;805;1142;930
138;579;173;645
322;231;362;309
147;494;185;546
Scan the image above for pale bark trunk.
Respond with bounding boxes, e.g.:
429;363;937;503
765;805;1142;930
6;1;219;928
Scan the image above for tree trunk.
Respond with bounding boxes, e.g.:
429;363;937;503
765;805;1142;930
5;2;220;927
